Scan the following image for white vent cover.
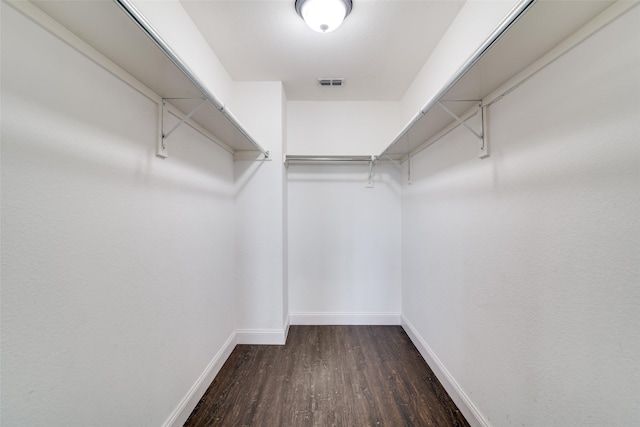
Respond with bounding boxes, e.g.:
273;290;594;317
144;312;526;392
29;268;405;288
318;78;345;87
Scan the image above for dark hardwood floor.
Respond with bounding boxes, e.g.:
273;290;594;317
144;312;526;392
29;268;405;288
185;325;469;426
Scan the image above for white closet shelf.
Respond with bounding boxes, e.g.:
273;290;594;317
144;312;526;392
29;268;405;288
22;0;268;158
380;0;624;160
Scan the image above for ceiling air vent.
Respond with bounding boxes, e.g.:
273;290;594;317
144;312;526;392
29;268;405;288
318;78;345;87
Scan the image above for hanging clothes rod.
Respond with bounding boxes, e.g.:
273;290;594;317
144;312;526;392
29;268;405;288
285;155;377;164
381;0;536;157
113;0;269;158
284;155;411;164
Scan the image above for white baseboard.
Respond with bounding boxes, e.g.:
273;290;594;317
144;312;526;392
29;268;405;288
283;314;291;343
401;315;489;427
290;312;401;325
163;331;237;427
236;328;288;345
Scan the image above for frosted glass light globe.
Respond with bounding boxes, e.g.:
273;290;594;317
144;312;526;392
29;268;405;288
298;0;351;33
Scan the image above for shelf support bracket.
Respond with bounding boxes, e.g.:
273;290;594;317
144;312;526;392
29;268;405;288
366;155;376;188
382;154;412;185
158;98;207;158
437;101;489;158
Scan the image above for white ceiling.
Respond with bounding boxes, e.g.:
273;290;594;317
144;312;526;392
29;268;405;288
181;0;465;101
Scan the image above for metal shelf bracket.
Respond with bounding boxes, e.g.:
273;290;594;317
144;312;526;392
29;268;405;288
437;101;489;158
158;98;206;158
381;154;412;185
366;155;376;188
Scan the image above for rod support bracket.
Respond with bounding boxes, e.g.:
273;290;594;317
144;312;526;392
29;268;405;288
366;155;376;188
479;103;489;158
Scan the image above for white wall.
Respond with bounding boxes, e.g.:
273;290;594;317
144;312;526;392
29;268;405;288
1;4;237;426
282;85;290;327
231;82;288;340
134;0;290;340
287;101;401;155
131;0;289;339
402;7;640;426
288;164;402;324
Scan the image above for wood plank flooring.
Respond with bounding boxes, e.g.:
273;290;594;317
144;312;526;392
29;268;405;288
185;326;469;426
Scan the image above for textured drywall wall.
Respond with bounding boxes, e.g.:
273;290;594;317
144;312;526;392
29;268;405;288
288;164;402;319
1;5;236;425
402;7;640;426
282;85;290;326
231;81;288;335
287;101;402;155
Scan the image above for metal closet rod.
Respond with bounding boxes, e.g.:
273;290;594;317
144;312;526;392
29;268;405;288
113;0;269;158
382;0;537;156
286;155;376;162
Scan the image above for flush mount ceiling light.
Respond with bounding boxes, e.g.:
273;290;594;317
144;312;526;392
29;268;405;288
295;0;353;33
